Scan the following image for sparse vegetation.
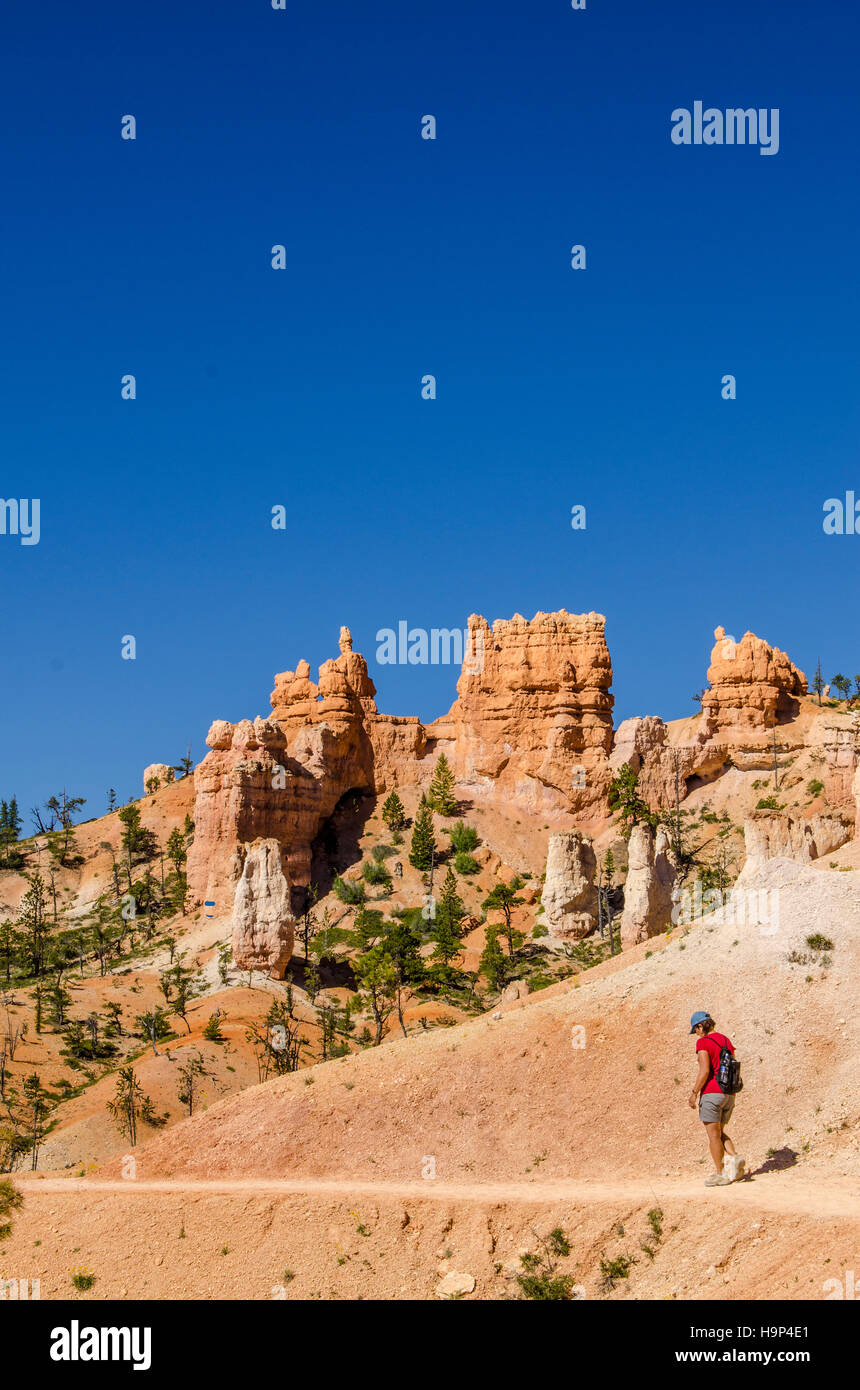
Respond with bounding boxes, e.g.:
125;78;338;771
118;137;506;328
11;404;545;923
806;933;834;953
516;1227;576;1301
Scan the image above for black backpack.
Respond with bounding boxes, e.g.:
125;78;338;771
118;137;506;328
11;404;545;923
710;1034;743;1095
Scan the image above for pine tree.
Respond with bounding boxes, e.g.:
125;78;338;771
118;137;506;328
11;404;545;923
353;945;397;1045
431;867;465;982
409;795;436;871
482;878;526;959
20;1073;54;1170
479;927;510;993
44;790;86;866
381;790;406;834
608;763;653;830
166;827;188;910
427;753;457;817
17;872;49;976
0;798;23;869
106;1065;147;1146
384;918;425;1035
177;1051;209;1117
812;659;824;705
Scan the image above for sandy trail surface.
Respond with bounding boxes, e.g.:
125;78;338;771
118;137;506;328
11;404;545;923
17;1168;859;1218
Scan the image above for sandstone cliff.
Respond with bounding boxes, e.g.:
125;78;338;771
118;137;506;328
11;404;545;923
429;610;613;824
187;627;425;909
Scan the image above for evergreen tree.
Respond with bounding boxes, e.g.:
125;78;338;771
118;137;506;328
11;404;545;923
479;927;511;993
812;659;824;705
381;791;406;834
43;790;86;866
431;867;466;982
106;1065;148;1146
165;826;188;910
17;873;49;977
384;919;425;1035
0;798;23;865
482;878;526;959
0;797;24;869
409;795;436;871
608;763;653;831
353;945;397;1045
202;1010;225;1042
20;1073;54;1170
176;1051;209;1117
427;753;457;817
0;918;19;985
118;805;145;886
174;745;194;780
168;959;199;1034
137;1007;170;1055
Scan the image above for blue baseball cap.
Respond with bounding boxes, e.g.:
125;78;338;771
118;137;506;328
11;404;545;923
689;1011;711;1033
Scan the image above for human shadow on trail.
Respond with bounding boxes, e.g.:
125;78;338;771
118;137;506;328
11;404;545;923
739;1146;799;1180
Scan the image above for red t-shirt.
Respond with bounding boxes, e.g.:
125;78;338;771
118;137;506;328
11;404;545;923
696;1032;733;1094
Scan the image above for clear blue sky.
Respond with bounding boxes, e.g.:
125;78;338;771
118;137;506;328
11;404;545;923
1;0;858;823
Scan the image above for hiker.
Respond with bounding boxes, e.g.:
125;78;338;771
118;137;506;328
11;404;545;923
687;1011;745;1186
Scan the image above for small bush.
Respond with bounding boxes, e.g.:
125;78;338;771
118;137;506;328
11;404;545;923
516;1227;576;1301
600;1254;635;1288
0;1178;23;1240
807;779;824;798
362;859;391;886
806;933;834;953
453;851;480;876
447;821;479;853
202;1011;225;1042
333;875;367;905
71;1268;96;1292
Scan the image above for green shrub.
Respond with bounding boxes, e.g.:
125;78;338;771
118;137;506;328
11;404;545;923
447;821;479;853
806;933;834;953
516;1228;575;1301
600;1254;635;1288
453;851;480;876
202;1011;225;1042
0;1178;22;1240
361;859;391;886
333;876;367;905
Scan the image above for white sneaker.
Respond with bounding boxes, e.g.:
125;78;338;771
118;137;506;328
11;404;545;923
724;1155;745;1182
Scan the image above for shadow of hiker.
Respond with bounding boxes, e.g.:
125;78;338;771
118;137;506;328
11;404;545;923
741;1146;799;1180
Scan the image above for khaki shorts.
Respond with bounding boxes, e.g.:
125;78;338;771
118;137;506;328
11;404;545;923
699;1091;735;1126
